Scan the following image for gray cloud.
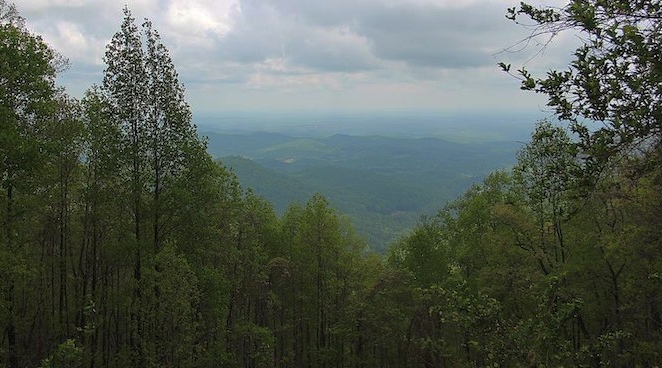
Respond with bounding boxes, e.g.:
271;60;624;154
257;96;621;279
210;1;379;72
356;3;506;68
15;0;578;112
209;0;527;73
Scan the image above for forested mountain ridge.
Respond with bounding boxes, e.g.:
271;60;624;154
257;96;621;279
209;132;521;251
2;1;662;368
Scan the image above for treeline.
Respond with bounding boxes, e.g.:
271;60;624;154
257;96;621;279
388;121;662;366
3;1;662;368
0;5;373;368
0;4;449;368
381;1;662;366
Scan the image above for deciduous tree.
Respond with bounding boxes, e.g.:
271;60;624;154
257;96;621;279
0;6;60;367
503;0;662;175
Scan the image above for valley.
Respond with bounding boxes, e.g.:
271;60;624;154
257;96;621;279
203;120;530;251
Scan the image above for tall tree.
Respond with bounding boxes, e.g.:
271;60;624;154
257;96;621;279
142;19;200;251
512;120;579;274
0;4;60;366
101;7;208;366
79;86;126;368
502;5;662;363
102;8;148;365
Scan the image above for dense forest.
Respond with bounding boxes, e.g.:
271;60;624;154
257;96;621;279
1;1;661;367
208;133;520;251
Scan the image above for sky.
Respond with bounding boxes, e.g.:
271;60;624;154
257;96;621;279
18;0;577;117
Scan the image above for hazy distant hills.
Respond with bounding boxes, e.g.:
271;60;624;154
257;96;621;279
204;130;524;252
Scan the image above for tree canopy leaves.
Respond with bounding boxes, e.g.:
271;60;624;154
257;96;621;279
504;0;662;176
2;1;662;367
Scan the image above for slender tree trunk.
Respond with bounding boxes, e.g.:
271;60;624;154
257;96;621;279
88;211;99;368
131;117;146;368
153;127;161;252
102;261;110;368
5;182;19;368
6;285;18;368
59;164;67;339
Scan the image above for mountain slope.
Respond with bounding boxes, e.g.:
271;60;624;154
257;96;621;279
212;132;520;252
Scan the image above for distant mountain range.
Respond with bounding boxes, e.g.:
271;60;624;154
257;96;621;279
203;130;525;252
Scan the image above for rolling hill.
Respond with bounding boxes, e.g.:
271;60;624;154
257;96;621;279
205;131;521;252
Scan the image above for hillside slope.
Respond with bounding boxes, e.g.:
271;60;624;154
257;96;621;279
210;132;519;251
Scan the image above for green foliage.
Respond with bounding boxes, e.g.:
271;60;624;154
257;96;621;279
216;133;519;252
386;111;662;365
39;339;82;368
5;1;662;367
257;193;373;368
495;5;662;363
0;6;72;368
506;0;662;174
388;216;451;288
141;244;200;367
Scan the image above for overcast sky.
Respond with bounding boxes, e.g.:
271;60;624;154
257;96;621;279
19;0;576;116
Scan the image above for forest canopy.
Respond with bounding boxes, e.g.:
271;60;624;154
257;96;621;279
1;1;662;367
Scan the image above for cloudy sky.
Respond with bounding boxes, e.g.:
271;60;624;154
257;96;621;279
18;0;576;116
